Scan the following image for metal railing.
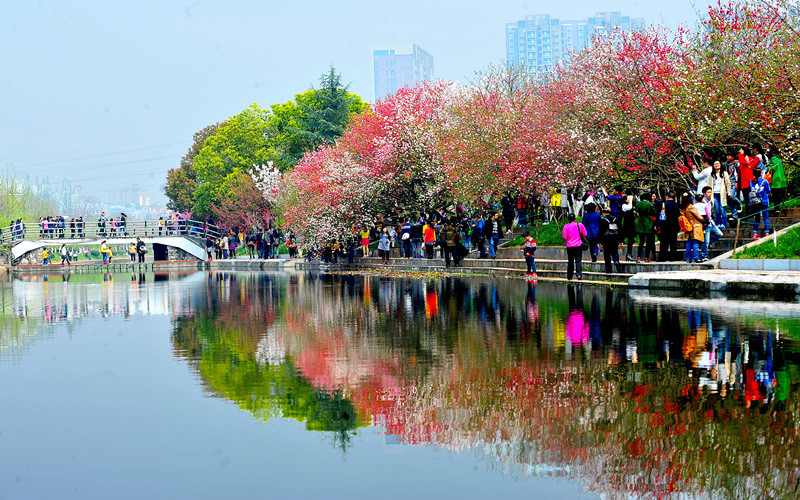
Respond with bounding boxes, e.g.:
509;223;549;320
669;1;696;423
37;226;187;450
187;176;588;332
0;219;222;247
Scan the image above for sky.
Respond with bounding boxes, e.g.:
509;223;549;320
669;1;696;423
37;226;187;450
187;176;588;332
1;0;710;208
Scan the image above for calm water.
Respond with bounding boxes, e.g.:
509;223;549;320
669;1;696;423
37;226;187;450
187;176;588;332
1;271;799;499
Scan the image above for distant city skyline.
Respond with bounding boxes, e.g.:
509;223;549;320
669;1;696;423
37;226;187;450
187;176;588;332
506;11;646;73
373;43;435;101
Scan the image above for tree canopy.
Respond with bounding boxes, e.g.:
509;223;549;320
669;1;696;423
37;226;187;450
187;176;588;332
164;67;368;225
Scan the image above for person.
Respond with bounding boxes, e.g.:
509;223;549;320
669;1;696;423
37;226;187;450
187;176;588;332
738;147;759;213
158;216;164;236
62;244;71;265
410;217;423;259
521;232;537;277
710;160;733;229
598;208;621;273
77;216;84;238
246;231;257;259
749;167;771;238
423;220;436;259
621;192;636;261
766;145;786;211
681;194;704;263
400;217;412;259
562;213;587;281
582;203;601;262
377;227;391;264
659;192;681;261
98;212;107;237
501;194;515;235
699;187;724;261
724;153;740;220
120;212;128;236
691;159;713;193
516;195;528;228
100;240;109;264
228;231;237;258
473;215;486;258
635;192;656;263
442;218;459;268
136;238;147;264
42;247;50;265
206;236;214;261
360;226;370;258
486;213;501;259
128;242;137;262
221;234;229;259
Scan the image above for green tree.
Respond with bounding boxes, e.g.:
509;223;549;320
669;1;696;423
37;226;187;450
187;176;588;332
267;67;368;171
191;104;272;217
165;123;219;212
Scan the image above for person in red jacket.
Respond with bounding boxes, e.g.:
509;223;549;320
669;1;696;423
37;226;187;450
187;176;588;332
738;146;760;210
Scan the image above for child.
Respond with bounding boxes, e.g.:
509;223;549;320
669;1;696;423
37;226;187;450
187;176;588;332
42;248;50;266
129;242;137;262
522;232;537;278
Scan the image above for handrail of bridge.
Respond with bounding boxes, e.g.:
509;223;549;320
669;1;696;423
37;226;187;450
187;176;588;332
0;219;223;247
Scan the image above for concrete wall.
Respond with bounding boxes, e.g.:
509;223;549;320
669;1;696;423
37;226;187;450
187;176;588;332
719;259;800;271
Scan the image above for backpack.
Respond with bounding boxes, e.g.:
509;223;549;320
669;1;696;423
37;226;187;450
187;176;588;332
748;180;765;206
678;214;693;232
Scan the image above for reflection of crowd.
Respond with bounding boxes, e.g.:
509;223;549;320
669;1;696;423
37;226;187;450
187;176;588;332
685;309;785;407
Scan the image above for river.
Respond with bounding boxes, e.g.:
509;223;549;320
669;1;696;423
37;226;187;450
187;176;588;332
1;270;798;499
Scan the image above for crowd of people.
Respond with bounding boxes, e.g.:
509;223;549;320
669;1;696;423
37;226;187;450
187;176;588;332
204;226;297;261
298;143;787;281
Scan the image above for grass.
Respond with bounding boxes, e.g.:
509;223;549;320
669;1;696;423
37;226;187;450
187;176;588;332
733;226;800;259
502;220;576;247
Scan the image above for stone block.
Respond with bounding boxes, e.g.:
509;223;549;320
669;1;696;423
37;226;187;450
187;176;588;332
733;260;763;271
763;260;792;271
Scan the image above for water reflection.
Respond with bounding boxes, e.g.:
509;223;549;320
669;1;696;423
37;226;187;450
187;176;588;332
5;271;800;498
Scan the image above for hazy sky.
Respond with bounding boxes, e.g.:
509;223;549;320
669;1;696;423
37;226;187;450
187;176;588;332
1;0;708;207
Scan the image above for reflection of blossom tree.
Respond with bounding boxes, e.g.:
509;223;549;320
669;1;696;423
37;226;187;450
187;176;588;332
170;272;800;498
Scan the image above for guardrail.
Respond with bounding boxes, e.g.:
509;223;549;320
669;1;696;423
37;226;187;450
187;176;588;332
0;219;223;247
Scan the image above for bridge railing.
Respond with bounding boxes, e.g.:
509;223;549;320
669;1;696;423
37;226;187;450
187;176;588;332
0;219;223;247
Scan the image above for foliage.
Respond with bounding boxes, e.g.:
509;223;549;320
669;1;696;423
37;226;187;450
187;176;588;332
190;104;273;218
501;221;571;247
209;170;272;231
0;172;56;226
733;225;800;259
165;123;219;213
267;67;369;171
279;1;800;243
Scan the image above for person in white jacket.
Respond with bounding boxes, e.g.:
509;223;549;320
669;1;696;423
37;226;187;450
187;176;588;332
692;159;713;194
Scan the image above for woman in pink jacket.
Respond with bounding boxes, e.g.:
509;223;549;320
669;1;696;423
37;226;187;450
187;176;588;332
562;213;587;281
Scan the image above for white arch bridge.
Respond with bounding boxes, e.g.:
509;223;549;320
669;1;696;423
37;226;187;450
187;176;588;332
2;219;222;263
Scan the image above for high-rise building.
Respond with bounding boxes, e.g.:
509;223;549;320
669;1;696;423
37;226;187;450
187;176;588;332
506;11;645;73
373;43;434;101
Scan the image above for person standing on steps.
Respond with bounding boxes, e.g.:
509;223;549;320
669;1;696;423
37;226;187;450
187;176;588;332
582;203;601;263
659;192;681;262
486;213;502;259
377;227;391;265
749;167;771;239
562;213;587;281
635;192;656;263
621;192;636;262
598;208;621;273
442;218;459;268
522;232;537;278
